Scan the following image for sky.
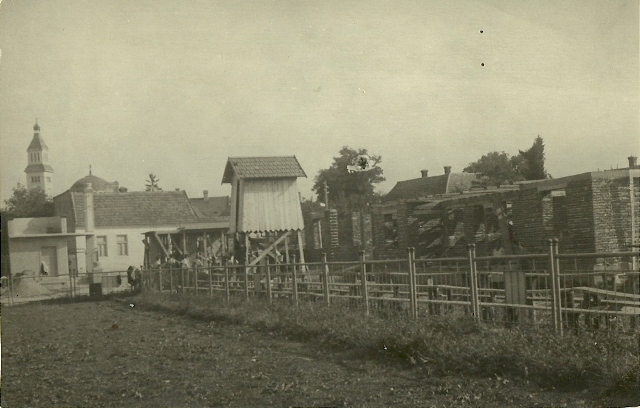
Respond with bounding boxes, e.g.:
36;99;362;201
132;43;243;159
1;0;638;203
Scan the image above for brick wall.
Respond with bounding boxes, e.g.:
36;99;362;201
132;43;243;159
591;175;633;253
512;189;546;253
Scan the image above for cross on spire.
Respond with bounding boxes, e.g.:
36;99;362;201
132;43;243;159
89;164;92;175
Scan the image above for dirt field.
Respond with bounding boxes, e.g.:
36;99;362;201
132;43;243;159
0;299;630;407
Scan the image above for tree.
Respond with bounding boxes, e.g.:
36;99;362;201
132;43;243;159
1;183;54;218
518;136;549;180
463;151;524;186
464;137;550;185
312;146;385;213
145;174;162;192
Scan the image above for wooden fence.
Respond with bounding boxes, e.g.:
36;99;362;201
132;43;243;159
141;240;640;336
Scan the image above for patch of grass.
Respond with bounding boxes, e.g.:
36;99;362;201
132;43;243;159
127;292;640;397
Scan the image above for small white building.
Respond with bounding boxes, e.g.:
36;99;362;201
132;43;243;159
7;216;88;276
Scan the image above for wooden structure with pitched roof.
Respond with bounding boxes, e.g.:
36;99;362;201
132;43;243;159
222;156;307;267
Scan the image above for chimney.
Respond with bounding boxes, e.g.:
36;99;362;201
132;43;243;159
84;183;94;233
628;156;638;168
203;190;209;201
444;166;452;175
175;188;180;191
420;170;429;178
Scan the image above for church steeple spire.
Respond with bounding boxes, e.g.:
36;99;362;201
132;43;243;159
25;120;53;197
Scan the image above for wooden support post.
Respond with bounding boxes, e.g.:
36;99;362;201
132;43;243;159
297;230;306;272
292;253;299;306
359;250;369;316
245;233;251;300
181;265;185;294
159;267;163;293
553;239;564;336
224;259;230;303
266;262;272;303
194;266;199;296
470;244;481;323
284;235;290;265
168;234;173;257
322;252;330;306
170;266;174;292
203;232;208;259
183;232;187;257
408;247;417;319
208;262;213;298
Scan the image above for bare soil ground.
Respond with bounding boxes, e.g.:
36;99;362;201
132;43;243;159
0;300;633;407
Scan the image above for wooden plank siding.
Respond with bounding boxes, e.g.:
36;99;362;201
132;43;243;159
237;178;304;233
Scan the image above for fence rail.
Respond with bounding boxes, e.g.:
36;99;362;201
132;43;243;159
134;240;639;335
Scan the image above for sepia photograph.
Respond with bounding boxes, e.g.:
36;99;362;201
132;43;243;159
0;1;638;407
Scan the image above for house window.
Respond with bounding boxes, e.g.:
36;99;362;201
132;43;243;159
97;236;108;257
47;177;51;182
383;213;398;247
117;235;128;256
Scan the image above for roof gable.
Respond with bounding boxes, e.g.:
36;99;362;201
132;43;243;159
222;156;306;184
189;196;230;220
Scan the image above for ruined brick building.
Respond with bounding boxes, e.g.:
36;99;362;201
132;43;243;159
305;157;639;264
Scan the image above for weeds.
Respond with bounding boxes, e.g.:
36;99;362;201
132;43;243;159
129;292;639;397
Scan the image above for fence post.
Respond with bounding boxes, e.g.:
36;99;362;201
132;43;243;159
224;261;230;303
266;263;273;304
471;244;481;323
244;264;250;301
548;239;559;333
180;266;185;294
408;247;418;319
467;244;479;323
322;253;330;306
359;250;369;316
194;267;199;296
553;238;564;336
292;253;299;306
208;265;213;298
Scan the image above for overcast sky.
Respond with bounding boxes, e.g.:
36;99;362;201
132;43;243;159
1;0;638;202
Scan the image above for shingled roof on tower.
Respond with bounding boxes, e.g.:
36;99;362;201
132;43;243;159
221;156;306;184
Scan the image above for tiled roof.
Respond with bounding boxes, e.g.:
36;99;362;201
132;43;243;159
384;172;479;201
385;174;449;201
27;134;49;151
71;191;199;228
24;163;54;173
189;196;230;220
222;156;306;183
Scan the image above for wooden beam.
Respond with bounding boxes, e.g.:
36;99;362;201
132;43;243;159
284;235;290;264
297;229;306;272
248;231;292;266
153;232;171;258
170;234;184;256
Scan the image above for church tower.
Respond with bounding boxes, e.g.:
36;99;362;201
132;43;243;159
24;119;54;197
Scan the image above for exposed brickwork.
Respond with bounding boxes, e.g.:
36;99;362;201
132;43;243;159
511;189;545;253
561;178;595;253
591;175;633;252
